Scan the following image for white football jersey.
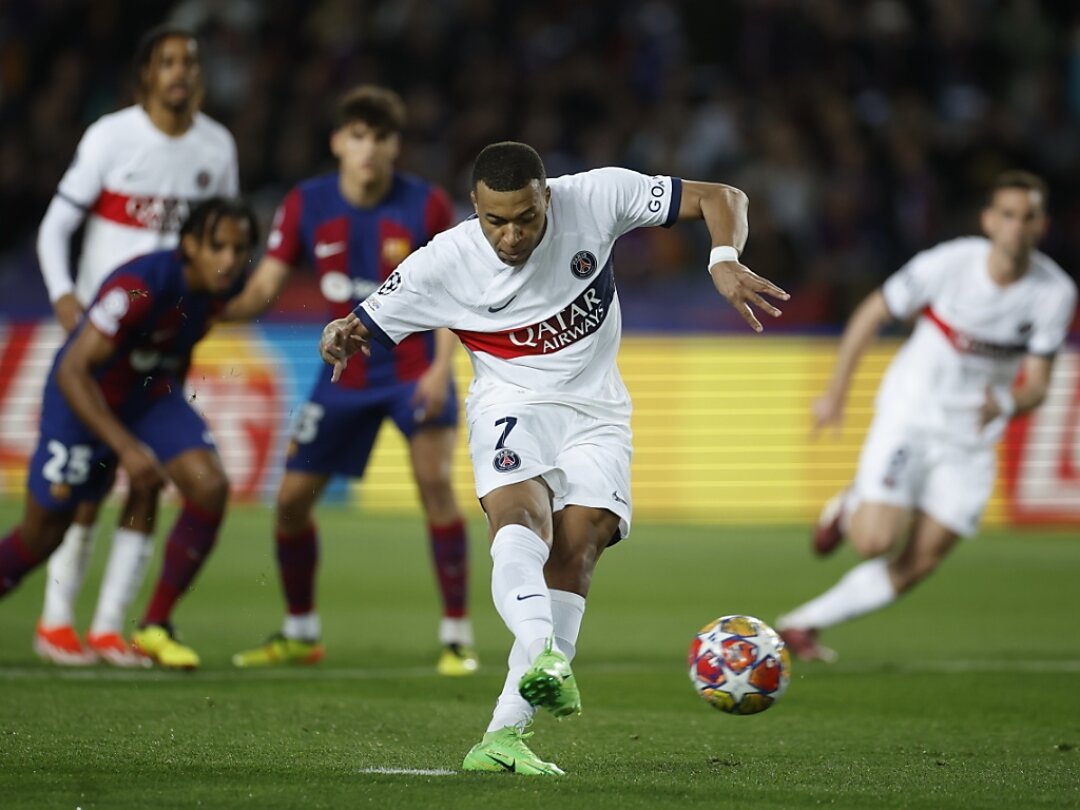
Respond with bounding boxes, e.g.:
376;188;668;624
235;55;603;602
358;168;682;417
56;105;239;304
878;236;1077;446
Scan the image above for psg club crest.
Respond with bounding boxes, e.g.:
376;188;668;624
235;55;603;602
570;250;598;279
195;170;211;189
493;448;521;473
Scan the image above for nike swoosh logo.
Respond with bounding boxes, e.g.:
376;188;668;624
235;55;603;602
516;593;543;601
487;754;516;772
487;295;516;313
314;241;346;259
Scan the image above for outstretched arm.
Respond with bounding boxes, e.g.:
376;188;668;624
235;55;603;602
813;289;894;433
222;256;292;321
55;326;168;491
678;181;789;332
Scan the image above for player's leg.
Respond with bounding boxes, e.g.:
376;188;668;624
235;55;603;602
888;512;961;594
133;447;228;669
86;487;159;667
394;376;476;674
126;393;226;669
24;419;116;663
232;470;330;668
37;499;100;662
776;500;910;661
2;493;76;600
234;389;382;667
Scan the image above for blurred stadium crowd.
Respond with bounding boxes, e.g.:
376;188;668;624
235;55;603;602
1;0;1079;328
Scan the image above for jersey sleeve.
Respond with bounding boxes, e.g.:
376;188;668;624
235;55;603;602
86;272;154;343
423;186;454;242
56;120;110;210
355;247;447;347
1029;280;1078;357
583;167;683;238
881;247;945;319
265;188;304;266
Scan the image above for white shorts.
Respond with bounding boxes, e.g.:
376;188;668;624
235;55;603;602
854;417;995;537
467;400;633;539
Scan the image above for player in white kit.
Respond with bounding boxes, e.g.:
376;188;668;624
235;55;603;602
320;142;789;775
776;171;1077;662
33;26;239;666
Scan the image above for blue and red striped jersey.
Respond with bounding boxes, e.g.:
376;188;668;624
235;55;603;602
267;171;453;389
44;249;236;412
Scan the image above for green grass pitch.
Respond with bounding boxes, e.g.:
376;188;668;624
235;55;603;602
0;501;1077;809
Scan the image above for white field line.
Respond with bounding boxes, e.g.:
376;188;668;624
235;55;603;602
356;768;456;776
2;659;1080;682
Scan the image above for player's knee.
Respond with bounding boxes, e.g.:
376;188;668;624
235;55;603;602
276;486;314;530
186;468;229;514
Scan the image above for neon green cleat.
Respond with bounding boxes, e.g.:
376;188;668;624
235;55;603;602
518;637;581;718
462;725;565;776
132;624;199;670
436;643;479;676
231;633;325;668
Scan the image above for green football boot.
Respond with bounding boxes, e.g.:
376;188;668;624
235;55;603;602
462;725;565;776
518;637;581;718
231;633;324;668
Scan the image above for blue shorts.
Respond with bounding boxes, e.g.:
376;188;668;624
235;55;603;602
285;376;458;478
27;387;215;512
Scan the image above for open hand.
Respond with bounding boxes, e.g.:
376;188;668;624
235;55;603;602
320;313;370;382
709;260;789;332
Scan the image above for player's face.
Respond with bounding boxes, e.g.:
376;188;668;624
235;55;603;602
981;187;1048;259
147;36;201;112
472;180;550;266
184;217;253;294
332;121;400;187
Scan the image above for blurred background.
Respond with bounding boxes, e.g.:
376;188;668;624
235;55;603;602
0;0;1077;524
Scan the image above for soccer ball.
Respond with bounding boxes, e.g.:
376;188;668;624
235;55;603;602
687;615;791;715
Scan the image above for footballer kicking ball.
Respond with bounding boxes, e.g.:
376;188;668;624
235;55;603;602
688;615;791;715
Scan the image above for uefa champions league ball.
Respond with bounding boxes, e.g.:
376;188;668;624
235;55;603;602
687;615;791;714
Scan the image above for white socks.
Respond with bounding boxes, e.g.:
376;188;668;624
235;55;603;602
488;588;587;732
777;558;896;631
490;525;555;660
439;617;475;647
90;528;153;635
283;611;321;641
41;522;97;627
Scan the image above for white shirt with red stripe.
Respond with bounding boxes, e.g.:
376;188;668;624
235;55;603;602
48;105;238;305
358;168;682;418
879;236;1077;446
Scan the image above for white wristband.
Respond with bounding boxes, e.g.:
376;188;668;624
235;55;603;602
992;388;1017;418
709;246;740;268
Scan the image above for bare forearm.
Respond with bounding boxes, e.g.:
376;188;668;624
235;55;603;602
827;291;893;399
56;362;138;455
431;328;457;372
680;181;749;252
224;258;291;321
699;185;749;252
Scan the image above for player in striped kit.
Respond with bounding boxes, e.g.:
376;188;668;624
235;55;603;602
777;171;1078;662
228;86;478;676
1;197;258;669
321;142;788;774
33;26;238;666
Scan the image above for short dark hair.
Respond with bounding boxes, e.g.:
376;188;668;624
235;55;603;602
133;25;198;104
336;85;407;134
471;142;546;192
180;197;259;252
989;170;1048;208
